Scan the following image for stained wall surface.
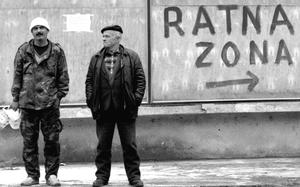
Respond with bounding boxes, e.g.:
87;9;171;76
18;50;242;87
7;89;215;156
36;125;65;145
0;0;148;105
2;0;300;104
151;0;300;102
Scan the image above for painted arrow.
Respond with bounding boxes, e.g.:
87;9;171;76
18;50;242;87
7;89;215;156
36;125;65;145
206;71;259;91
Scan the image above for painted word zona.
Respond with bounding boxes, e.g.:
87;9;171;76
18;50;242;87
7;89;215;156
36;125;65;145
164;4;294;67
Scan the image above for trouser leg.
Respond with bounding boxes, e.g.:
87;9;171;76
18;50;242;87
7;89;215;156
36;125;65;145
20;109;40;179
95;118;115;181
40;108;62;180
117;118;141;182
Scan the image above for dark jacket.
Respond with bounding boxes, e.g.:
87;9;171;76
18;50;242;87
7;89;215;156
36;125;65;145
85;45;146;119
11;39;69;110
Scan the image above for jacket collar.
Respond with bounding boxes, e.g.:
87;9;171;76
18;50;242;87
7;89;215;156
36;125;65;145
95;44;128;57
25;39;52;57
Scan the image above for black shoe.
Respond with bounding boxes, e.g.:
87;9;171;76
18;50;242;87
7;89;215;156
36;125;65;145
92;178;108;187
129;179;144;187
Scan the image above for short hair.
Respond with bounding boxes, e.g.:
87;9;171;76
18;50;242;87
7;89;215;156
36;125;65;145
104;30;122;40
114;31;122;39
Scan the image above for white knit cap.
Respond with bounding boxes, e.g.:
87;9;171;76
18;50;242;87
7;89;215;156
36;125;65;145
29;17;50;31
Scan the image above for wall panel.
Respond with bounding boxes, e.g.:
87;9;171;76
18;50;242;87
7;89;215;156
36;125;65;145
0;0;148;105
151;1;300;102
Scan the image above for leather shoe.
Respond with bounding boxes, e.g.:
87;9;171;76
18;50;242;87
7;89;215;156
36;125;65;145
46;175;61;186
92;178;108;187
130;179;144;187
20;177;39;186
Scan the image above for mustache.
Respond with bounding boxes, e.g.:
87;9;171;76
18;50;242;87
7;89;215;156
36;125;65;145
36;32;43;36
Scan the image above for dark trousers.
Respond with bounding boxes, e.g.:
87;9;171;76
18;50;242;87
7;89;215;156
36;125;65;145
95;113;141;182
20;107;62;180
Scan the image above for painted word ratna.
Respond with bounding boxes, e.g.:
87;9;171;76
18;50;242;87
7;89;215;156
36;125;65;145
164;4;294;67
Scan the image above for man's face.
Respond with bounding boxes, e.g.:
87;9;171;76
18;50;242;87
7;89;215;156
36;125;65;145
31;25;49;40
102;31;120;48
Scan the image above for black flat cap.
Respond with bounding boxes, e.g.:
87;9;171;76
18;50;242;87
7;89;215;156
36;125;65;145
101;25;123;33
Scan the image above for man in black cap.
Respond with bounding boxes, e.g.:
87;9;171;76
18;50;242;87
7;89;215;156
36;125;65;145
85;25;146;187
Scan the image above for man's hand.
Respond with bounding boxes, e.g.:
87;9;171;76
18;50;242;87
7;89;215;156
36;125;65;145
10;101;19;111
53;98;61;108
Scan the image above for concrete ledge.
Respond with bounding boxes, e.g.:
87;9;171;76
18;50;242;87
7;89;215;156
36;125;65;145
2;105;300;163
60;101;300;119
201;101;300;114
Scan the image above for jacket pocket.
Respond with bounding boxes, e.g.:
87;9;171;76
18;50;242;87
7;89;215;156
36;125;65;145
125;86;136;107
47;60;57;77
23;62;33;74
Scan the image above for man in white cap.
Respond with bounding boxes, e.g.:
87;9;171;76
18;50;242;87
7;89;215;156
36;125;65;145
11;17;69;186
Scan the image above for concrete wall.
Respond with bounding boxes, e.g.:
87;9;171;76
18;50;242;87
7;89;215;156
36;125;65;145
1;107;300;164
1;0;300;165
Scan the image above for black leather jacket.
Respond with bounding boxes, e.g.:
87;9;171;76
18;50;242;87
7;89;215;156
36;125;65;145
85;45;146;119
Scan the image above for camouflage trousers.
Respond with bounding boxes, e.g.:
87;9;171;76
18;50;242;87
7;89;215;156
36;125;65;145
20;107;63;180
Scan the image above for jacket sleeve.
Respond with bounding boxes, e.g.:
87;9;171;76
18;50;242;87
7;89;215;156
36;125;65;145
133;53;146;106
56;48;69;99
11;49;24;102
85;56;95;108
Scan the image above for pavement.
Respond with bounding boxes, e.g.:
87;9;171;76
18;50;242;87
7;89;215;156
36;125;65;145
1;158;300;187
